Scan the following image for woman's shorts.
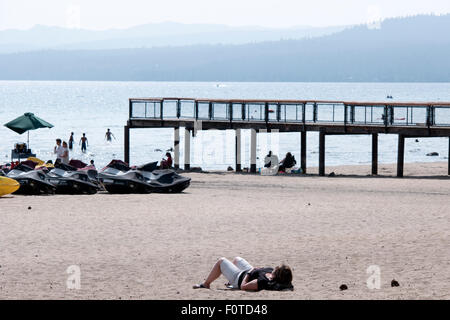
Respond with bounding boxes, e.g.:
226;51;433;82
220;257;253;289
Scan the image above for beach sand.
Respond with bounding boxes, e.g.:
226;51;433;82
0;162;449;299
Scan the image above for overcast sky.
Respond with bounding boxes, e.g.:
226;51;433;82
1;0;450;30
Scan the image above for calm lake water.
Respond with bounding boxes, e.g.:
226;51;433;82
1;81;449;170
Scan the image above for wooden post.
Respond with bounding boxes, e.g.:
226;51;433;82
124;125;130;164
397;134;405;177
235;129;242;172
319;130;325;176
174;127;180;169
184;127;191;170
372;133;378;175
301;131;307;174
250;129;257;173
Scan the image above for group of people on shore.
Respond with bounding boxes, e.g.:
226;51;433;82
54;129;115;164
54;133;88;164
264;151;297;173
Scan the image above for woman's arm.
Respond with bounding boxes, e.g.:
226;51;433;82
240;279;258;291
239;269;258;291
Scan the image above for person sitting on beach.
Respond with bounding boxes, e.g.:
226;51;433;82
279;152;296;172
160;152;173;169
193;257;293;291
264;151;273;168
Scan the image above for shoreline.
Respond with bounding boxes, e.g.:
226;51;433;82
194;161;449;178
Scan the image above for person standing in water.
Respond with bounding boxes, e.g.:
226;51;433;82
105;128;116;142
68;132;74;150
79;133;88;153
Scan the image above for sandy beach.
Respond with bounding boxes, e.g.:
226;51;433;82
0;162;449;300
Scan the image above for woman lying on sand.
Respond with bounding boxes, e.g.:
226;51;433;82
193;257;293;291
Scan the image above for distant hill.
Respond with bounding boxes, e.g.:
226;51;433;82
0;15;449;82
0;22;345;53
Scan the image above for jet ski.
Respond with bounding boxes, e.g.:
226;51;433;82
69;159;87;169
143;169;191;193
54;162;78;171
137;161;158;172
7;164;56;195
47;168;98;194
99;167;150;194
102;159;131;172
84;168;104;191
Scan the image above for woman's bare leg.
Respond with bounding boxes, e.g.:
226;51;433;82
202;257;225;288
222;257;243;286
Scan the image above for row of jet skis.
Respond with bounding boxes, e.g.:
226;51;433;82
0;159;191;195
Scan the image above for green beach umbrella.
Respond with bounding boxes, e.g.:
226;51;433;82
4;112;54;148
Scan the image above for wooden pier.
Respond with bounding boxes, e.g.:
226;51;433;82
124;98;450;177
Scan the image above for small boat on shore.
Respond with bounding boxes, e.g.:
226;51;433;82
2;158;191;195
99;168;151;194
0;176;20;196
47;168;98;194
99;160;190;194
144;169;191;193
7;164;56;195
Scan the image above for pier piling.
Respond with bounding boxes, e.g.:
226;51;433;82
372;133;378;175
250;129;257;173
319;130;326;176
174;127;180;169
124;125;130;164
301;131;307;174
397;134;405;177
235;129;242;172
184;127;191;170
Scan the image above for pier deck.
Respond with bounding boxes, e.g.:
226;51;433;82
124;98;450;176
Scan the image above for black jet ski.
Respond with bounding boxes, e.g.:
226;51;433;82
99;167;150;194
54;162;78;171
47;168;98;194
137;161;158;172
84;169;104;191
54;161;103;192
143;169;191;193
7;164;56;195
103;159;131;172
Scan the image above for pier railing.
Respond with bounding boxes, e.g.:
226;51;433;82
129;98;450;127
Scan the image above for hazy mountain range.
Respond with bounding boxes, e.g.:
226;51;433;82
0;22;346;53
0;15;449;82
